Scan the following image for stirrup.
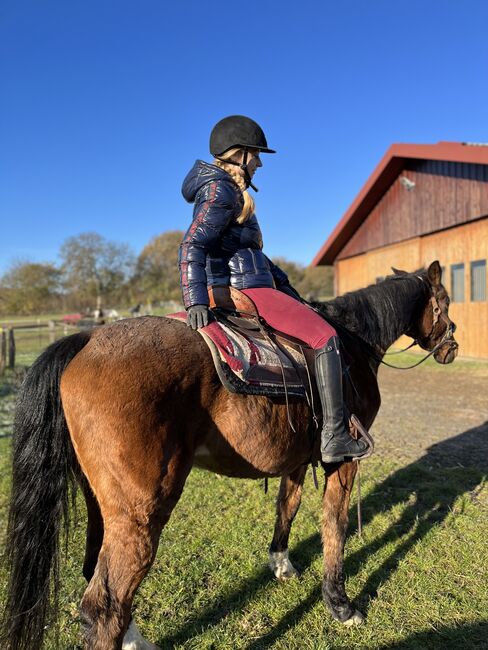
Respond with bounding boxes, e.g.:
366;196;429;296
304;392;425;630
349;414;375;460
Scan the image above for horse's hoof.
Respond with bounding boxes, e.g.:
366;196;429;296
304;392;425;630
342;610;364;627
122;620;161;650
269;550;300;580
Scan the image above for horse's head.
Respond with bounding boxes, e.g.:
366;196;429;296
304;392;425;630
400;260;458;364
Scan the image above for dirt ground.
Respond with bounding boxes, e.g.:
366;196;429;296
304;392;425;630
372;363;488;470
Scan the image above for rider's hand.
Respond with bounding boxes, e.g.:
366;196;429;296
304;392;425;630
187;304;212;330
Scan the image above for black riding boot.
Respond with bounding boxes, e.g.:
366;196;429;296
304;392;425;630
315;336;370;463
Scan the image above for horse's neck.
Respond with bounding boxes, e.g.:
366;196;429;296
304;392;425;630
322;277;428;353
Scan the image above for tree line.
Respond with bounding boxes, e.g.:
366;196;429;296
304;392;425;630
0;231;333;316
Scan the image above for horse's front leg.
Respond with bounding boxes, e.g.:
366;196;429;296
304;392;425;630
322;461;364;626
268;464;307;579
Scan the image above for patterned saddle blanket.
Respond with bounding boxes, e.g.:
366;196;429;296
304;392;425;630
167;287;317;400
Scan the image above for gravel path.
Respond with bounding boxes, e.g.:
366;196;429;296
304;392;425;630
372;364;488;470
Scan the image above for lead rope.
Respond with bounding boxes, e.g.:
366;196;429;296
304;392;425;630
383;340;418;355
376;325;454;370
344;364;365;538
299;344;321;490
356;461;362;538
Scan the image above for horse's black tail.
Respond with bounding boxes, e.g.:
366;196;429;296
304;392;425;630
1;331;92;650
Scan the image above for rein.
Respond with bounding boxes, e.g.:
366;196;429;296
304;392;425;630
374;294;456;370
377;325;455;370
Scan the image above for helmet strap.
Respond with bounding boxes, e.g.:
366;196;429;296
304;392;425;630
216;148;259;192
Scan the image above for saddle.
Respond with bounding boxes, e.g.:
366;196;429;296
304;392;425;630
166;287;375;463
167;286;318;402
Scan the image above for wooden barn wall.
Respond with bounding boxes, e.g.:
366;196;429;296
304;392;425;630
335;218;488;358
337;163;488;261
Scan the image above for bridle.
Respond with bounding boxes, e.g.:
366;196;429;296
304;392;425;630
378;290;457;370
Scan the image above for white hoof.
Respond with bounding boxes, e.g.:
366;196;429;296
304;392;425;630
268;550;300;580
343;610;364;627
122;621;161;650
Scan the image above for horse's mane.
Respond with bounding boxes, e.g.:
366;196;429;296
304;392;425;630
312;270;430;352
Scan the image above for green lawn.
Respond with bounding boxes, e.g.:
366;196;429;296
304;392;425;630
0;353;487;649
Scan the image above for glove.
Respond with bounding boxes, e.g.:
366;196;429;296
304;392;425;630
187;304;212;330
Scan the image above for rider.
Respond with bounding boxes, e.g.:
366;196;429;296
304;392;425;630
178;115;370;464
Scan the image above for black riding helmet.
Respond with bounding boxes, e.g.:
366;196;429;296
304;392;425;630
210;115;276;191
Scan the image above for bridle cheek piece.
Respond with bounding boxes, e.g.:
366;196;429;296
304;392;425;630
418;295;455;351
381;293;456;370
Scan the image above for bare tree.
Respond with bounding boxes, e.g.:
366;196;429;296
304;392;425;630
60;232;135;310
132;230;184;303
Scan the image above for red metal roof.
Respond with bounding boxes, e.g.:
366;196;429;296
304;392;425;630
312;141;488;266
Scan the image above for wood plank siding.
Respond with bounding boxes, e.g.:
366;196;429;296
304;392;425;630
335;217;488;358
313;143;488;358
337;161;488;261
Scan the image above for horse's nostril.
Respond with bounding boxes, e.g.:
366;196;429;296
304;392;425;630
451;322;457;333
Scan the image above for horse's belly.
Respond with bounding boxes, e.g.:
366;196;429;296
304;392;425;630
192;451;269;479
192;429;311;479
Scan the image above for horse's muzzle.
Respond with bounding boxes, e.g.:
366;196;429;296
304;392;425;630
434;339;458;364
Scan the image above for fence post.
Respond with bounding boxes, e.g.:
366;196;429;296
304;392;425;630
8;328;15;369
49;320;56;344
0;329;6;375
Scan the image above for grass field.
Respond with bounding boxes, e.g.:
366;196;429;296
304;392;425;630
0;337;487;649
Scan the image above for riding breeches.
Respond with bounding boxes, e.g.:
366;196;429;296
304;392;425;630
241;287;336;350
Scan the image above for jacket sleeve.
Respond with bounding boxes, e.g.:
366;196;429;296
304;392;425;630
179;181;237;308
264;255;289;287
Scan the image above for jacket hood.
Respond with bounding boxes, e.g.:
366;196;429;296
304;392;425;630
182;160;234;203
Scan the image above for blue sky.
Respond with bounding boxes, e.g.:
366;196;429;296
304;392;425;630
1;0;488;273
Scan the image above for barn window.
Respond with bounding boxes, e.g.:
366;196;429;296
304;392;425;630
471;260;487;302
451;264;465;302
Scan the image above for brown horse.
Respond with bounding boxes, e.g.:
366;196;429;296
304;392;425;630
1;261;457;650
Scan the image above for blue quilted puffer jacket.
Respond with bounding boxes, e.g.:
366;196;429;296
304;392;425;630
179;160;290;308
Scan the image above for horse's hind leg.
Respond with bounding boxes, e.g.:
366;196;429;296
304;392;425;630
80;480;154;649
80;479;104;582
80;513;157;649
79;456;192;650
269;465;307;579
322;461;363;626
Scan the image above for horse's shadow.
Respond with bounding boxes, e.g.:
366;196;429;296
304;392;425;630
157;422;488;650
347;421;488;617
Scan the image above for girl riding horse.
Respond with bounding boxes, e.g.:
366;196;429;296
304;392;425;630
178;114;371;463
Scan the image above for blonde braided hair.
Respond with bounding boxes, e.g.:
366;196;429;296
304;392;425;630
213;148;255;224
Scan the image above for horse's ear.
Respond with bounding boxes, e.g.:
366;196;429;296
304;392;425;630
391;267;406;276
427;260;442;287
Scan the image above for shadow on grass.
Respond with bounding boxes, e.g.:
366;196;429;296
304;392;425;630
348;421;488;617
156;532;322;649
157;422;487;649
377;620;488;650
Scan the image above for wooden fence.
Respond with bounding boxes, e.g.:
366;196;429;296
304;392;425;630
0;321;80;375
0;328;16;374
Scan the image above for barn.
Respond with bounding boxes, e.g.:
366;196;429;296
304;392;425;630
312;142;488;358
